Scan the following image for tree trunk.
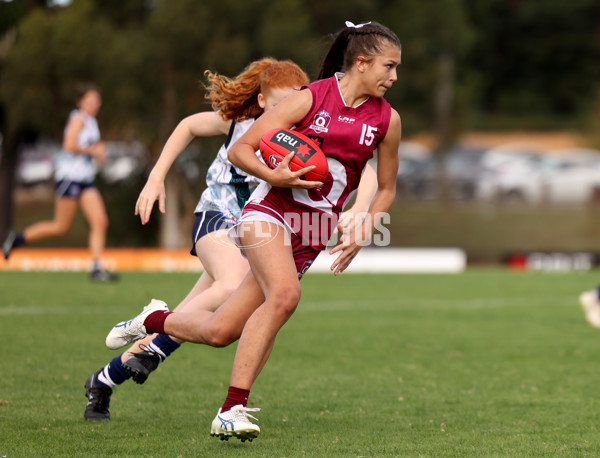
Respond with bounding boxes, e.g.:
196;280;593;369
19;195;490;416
434;52;455;201
0;130;21;240
161;172;183;248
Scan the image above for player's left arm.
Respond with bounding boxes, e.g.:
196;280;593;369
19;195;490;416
330;109;401;275
335;161;378;235
135;111;231;224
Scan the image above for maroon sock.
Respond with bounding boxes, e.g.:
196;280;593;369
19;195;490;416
143;310;173;334
221;386;250;413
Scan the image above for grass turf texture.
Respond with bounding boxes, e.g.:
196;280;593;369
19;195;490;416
1;269;599;456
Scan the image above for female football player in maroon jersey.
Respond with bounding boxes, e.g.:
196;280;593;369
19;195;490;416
105;21;401;441
83;59;310;421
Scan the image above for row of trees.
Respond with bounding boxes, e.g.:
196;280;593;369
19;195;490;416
0;0;599;245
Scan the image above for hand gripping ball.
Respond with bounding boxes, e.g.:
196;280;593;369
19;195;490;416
259;128;328;181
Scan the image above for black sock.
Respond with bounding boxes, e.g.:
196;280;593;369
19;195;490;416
13;232;25;247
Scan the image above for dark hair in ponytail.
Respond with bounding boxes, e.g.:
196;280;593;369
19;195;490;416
75;83;100;103
317;22;401;80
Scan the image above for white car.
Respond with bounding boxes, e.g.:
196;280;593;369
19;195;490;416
100;141;148;184
16;141;58;185
15;140;148;186
477;144;600;203
396;142;485;200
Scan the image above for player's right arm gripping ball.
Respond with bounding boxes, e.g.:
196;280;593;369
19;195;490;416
259;128;328;181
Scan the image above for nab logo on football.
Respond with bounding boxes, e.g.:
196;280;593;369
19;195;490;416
274;131;299;152
295;142;316;162
260;127;328;181
272;130;317;162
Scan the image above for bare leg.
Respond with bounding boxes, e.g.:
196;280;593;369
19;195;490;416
23;196;78;242
162;271;265;345
208;222;300;440
79;187;108;263
180;229;250;310
160;222;300;386
121;230;250;360
175;269;215;311
228;222;301;389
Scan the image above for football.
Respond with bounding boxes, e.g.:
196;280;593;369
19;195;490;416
259;128;328;181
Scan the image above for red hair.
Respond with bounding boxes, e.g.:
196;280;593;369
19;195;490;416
204;58;309;121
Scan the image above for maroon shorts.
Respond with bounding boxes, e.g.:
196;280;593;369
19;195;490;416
288;231;321;278
230;203;323;279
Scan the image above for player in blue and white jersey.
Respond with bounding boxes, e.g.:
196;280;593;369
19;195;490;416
2;84;117;282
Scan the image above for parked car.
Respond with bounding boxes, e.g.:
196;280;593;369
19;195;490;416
16;141;58;186
395;142;435;199
15;140;148;186
476;144;600;203
443;146;486;200
100;141;148;184
396;142;485;200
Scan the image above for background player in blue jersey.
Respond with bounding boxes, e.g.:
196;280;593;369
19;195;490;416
2;84;117;282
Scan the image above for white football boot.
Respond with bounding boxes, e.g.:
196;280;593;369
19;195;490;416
210;404;261;442
579;290;600;328
105;299;169;349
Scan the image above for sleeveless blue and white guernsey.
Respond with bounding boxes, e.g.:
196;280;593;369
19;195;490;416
194;118;262;222
53;109;100;184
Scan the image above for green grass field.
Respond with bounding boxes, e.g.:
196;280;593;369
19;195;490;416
1;269;600;457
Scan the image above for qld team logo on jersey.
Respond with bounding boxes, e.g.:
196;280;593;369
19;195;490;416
309;110;331;133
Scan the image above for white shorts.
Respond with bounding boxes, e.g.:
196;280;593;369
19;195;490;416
227;209;292;249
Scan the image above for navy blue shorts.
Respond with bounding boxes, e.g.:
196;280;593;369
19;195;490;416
190;211;234;256
55;180;95;198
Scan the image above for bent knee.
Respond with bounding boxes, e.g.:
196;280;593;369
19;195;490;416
203;327;241;348
53;224;71;237
208;274;246;306
217;281;241;302
269;285;301;316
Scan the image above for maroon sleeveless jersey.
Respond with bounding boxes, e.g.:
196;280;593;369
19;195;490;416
244;74;392;250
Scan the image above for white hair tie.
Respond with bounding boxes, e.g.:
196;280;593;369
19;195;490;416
345;21;372;29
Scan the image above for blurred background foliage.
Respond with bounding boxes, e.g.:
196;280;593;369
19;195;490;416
0;0;599;260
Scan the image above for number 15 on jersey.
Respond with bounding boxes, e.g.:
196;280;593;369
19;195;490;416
359;124;377;146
